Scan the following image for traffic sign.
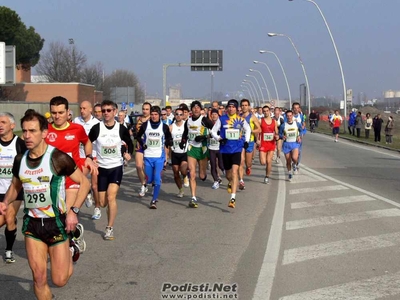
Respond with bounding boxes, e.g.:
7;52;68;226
129;102;134;108
121;102;126;110
191;50;223;71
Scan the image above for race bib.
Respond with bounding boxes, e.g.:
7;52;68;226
101;145;118;157
226;129;240;140
148;138;161;148
24;185;52;209
188;132;197;141
0;163;13;179
173;139;181;149
263;133;274;141
210;138;219;146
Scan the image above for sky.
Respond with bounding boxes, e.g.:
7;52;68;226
3;0;400;102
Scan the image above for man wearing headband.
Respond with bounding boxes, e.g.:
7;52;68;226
211;99;251;208
180;101;214;208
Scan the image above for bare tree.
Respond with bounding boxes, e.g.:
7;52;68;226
81;61;104;90
103;69;144;103
36;41;87;82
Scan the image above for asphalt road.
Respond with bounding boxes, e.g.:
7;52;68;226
2;133;400;300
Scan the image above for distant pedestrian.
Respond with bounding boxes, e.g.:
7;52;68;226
372;114;383;142
385;116;394;144
348;110;356;135
355;111;363;138
364;113;373;139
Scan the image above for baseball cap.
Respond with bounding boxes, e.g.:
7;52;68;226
226;99;239;109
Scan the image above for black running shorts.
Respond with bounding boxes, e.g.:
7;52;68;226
222;152;242;171
98;166;124;192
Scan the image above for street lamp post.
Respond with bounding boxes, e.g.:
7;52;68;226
292;0;347;130
268;33;311;114
252;62;278;106
241;85;255;103
259;50;292;107
249;68;271;102
242;81;259;106
246;74;265;103
243;79;260;105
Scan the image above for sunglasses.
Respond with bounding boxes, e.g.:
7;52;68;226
102;109;114;113
161;114;167;115
175;113;183;116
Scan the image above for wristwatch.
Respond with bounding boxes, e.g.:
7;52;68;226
70;206;80;215
86;154;93;160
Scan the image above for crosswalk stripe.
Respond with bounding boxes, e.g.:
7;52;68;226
282;231;400;265
279;271;400;300
291;195;376;209
289;185;348;195
286;208;400;230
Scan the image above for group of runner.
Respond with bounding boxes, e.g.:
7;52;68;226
0;97;306;299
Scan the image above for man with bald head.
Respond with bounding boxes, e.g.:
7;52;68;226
74;100;101;218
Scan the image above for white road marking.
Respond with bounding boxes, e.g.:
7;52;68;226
279;271;400;300
252;164;286;300
289;185;348;195
316;132;400;159
291;195;376;209
300;165;400;210
282;231;400;265
286;208;400;230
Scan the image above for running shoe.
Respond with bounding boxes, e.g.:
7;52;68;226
4;250;15;263
139;185;147;197
211;181;220;190
177;189;184;198
246;167;251;176
183;176;189;188
228;198;236;208
92;207;101;220
69;239;81;262
72;223;84;240
149;200;157;209
188;197;198;208
217;177;222;184
288;173;293;182
264;177;269;184
104;226;114;240
239;180;245;190
334;139;338;142
84;193;93;208
227;182;232;194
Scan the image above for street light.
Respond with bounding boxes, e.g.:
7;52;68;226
268;32;311;114
291;0;347;130
246;74;265;103
249;69;271;102
252;63;277;106
243;79;260;105
259;50;292;107
242;81;259;106
241;85;254;103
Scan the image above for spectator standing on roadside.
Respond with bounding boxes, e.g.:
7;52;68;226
348;109;356;136
385;116;394;144
355;111;363;138
315;111;320;127
364;113;373;139
373;114;384;142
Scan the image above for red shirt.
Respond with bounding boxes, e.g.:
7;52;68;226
45;123;88;168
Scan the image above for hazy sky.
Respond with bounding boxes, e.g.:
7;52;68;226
4;0;400;101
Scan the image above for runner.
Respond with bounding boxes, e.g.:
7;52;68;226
0;111;90;300
88;100;133;239
0;112;27;263
330;109;343;142
136;102;152;197
291;102;306;174
208;109;224;189
45;96;98;211
169;107;188;198
180;101;215;208
178;103;190;188
239;99;260;190
73;100;100;219
135;106;172;209
211;99;251;208
273;107;284;163
93;103;103;121
280;110;302;182
257;106;278;184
